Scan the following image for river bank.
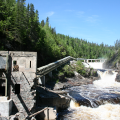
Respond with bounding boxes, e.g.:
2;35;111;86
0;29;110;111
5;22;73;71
45;60;100;90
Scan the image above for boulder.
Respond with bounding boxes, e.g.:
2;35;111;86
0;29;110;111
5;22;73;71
74;71;85;79
36;86;71;111
53;82;65;90
58;74;65;81
115;71;120;82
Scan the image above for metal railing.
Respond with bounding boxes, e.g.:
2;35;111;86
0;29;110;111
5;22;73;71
77;58;107;62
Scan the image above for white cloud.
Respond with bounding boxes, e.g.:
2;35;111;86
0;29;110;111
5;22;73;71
86;15;99;23
46;11;55;17
76;11;85;17
77;11;85;15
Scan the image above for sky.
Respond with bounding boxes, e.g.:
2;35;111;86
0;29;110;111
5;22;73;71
25;0;120;46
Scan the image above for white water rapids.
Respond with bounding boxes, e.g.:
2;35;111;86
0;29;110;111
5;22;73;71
57;63;120;120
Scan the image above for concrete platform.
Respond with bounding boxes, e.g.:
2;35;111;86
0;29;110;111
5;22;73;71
0;97;13;117
0;96;8;102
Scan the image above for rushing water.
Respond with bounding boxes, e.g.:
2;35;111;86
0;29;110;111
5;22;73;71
57;68;120;120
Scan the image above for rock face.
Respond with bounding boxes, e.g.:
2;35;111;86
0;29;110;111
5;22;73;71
74;71;85;79
103;50;120;70
115;71;120;82
54;82;66;90
51;70;100;90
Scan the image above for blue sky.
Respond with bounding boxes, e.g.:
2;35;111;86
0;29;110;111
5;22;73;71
25;0;120;46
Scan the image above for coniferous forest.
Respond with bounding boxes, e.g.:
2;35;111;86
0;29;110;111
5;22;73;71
0;0;118;67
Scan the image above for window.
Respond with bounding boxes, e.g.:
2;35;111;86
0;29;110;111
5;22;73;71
13;61;17;65
13;60;19;71
0;86;5;96
30;61;31;68
15;84;20;94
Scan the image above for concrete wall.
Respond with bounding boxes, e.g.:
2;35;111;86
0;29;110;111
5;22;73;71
9;51;37;73
0;51;8;56
9;51;37;117
0;51;37;118
0;99;13;117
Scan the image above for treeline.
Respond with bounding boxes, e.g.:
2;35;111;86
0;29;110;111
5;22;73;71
0;0;115;67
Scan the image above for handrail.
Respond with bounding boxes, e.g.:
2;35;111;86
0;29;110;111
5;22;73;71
37;56;76;77
24;107;48;120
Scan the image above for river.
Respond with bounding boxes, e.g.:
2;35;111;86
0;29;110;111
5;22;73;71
57;64;120;120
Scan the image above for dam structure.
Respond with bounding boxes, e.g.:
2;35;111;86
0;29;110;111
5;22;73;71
77;58;107;69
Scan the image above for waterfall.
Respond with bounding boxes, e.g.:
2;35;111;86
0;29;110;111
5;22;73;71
93;70;120;87
57;69;120;120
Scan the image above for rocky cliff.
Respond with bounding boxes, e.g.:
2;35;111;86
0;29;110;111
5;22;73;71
103;49;120;70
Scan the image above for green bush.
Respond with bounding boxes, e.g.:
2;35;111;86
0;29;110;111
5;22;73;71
76;61;84;68
62;65;74;77
77;69;86;76
76;61;85;74
58;71;64;76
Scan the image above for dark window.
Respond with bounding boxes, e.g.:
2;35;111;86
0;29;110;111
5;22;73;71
30;61;31;68
13;61;19;71
15;84;20;94
0;86;5;96
13;61;17;65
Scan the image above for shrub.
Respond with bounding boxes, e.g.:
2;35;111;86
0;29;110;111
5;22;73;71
62;65;74;77
76;61;84;68
58;71;64;76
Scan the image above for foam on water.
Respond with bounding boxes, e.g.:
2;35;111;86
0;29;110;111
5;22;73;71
70;100;80;108
82;62;103;69
68;103;120;120
93;70;120;87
